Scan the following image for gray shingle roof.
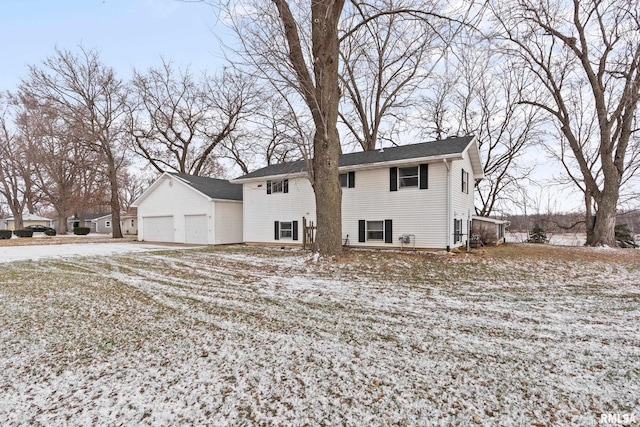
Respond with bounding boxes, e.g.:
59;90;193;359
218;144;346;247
171;173;243;201
235;136;474;180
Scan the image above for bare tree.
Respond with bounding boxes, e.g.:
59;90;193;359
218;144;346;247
129;61;253;177
15;94;102;234
0;93;35;229
118;169;147;211
222;89;313;175
225;0;345;255
490;0;640;246
423;43;543;217
20;47;130;238
222;0;479;254
338;0;455;151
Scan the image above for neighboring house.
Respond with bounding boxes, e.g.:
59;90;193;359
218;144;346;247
232;136;484;250
132;172;243;244
471;216;509;246
3;214;54;231
120;208;138;235
68;213;113;233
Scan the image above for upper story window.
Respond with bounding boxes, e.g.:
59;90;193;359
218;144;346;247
339;171;355;188
462;170;469;194
267;179;289;194
390;164;428;191
399;167;419;187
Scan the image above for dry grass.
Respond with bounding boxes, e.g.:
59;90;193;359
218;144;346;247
1;243;638;426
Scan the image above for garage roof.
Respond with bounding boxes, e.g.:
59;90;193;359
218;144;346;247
132;172;243;207
170;173;243;201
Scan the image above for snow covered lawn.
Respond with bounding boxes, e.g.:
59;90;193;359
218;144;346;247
1;244;638;426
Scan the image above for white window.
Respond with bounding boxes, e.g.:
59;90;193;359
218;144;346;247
454;219;463;243
399;166;419;188
280;222;292;238
131;219;135;227
267;179;288;194
339;172;355;188
105;220;111;228
462;169;469;194
367;221;384;240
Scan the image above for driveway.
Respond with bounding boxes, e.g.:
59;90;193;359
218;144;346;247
0;241;191;263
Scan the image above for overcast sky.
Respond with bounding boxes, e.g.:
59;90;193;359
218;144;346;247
0;0;596;215
0;0;226;91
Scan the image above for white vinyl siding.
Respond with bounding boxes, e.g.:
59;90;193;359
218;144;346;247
450;151;476;248
342;165;448;249
240;142;478;250
214;202;243;244
243;177;315;244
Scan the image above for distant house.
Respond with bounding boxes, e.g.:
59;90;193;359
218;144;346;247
231;136;484;250
120;208;138;235
132;172;243;244
68;213;113;234
3;214;54;231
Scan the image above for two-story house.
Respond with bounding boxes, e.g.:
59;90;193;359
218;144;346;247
232;136;483;250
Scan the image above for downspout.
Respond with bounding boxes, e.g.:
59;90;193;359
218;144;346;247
444;159;451;252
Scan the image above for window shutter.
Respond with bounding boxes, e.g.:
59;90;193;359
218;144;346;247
390;167;398;191
348;171;355;188
462;170;465;192
420;164;428;189
274;221;280;240
358;220;366;242
292;221;298;241
384;219;393;244
267;180;272;194
283;179;289;193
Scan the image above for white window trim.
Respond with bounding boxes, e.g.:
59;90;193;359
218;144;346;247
367;220;384;241
399;166;419;188
280;221;293;239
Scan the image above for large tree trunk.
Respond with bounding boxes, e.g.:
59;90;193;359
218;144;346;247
57;212;68;234
587;183;619;247
272;0;344;256
8;200;23;230
312;125;342;256
310;1;344;256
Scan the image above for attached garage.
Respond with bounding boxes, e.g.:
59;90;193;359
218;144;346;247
141;216;174;243
133;173;243;245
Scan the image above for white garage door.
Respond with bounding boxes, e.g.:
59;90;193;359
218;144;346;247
142;216;174;242
185;214;209;244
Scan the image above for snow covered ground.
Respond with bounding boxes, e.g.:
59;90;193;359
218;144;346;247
1;245;638;426
0;241;192;263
